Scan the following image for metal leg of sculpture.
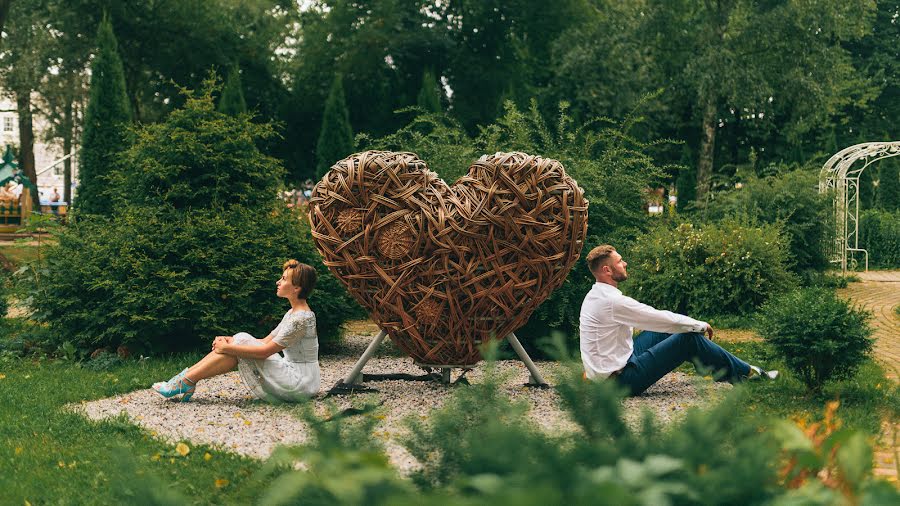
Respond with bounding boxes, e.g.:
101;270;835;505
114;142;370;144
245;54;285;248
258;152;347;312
344;329;387;385
506;332;549;387
441;368;451;384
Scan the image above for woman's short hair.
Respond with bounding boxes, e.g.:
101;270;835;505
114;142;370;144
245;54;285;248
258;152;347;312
585;245;616;273
283;259;317;299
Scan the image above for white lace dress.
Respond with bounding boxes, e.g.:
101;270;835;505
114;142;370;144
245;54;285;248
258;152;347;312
232;309;320;402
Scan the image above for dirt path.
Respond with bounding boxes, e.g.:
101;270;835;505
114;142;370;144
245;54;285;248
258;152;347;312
838;271;900;485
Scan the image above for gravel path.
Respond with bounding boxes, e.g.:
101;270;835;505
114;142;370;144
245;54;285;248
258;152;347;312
72;333;732;473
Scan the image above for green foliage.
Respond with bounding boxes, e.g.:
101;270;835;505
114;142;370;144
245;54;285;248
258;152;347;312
756;288;874;392
876;159;899;212
258;403;411;505
77;16;132;216
702;168;831;274
316;74;354;178
859;209;900;268
675;166;696;212
110;81;282;211
33;83;355;353
416;69;442;114
626;219;795;318
258;357;898;505
0;270;9;318
218;64;247;116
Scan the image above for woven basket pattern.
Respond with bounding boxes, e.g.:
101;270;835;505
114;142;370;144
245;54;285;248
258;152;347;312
309;151;588;365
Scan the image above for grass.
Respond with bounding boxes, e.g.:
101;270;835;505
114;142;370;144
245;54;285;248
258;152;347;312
0;347;268;504
716;339;900;436
0;242;43;266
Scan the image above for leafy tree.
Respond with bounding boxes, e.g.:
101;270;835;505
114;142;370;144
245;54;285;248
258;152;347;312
0;0;54;211
643;0;877;200
34;81;356;353
416;68;442;113
876;159;899;212
315;73;354;177
76;16;131;216
218;64;247;115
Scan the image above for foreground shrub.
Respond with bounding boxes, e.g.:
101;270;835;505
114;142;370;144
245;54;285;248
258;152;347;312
626;219;794;318
859;209;900;268
31;82;356;354
756;288;874;391
702;168;831;274
249;359;897;505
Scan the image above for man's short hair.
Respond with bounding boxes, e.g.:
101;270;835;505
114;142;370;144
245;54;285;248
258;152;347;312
586;245;617;273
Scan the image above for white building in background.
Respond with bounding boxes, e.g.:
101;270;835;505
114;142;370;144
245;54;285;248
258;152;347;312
0;91;79;203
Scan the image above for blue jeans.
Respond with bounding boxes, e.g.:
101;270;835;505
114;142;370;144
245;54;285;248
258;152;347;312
615;331;751;396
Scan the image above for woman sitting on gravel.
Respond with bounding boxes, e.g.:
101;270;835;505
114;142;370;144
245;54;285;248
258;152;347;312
152;260;321;403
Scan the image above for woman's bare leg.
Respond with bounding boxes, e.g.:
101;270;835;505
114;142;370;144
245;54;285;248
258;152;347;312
186;352;238;382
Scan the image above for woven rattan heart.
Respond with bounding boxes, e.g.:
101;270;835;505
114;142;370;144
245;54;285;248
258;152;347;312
308;151;588;366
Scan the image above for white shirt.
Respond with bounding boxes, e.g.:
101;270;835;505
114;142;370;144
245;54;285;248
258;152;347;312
579;282;708;379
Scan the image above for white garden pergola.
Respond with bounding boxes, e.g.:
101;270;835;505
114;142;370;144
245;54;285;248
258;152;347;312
819;141;900;272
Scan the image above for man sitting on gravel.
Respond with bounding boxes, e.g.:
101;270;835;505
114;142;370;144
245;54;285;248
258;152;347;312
579;244;777;396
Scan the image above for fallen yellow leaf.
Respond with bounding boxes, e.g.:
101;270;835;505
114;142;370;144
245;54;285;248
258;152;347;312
15;447;22;455
204;452;212;461
215;478;229;488
243;420;252;426
57;461;65;468
175;442;190;457
0;374;6;380
151;453;161;462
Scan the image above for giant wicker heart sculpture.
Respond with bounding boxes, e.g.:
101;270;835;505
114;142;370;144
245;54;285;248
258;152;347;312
308;151;588;366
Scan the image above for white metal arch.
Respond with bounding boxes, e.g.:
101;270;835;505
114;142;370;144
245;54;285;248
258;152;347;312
819;141;900;272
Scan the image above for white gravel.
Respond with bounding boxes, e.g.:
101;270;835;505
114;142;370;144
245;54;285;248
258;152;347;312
71;333;732;473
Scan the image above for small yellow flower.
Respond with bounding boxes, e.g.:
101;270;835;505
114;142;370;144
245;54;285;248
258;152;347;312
175;442;190;457
169;458;175;464
215;478;229;488
243;420;252;426
204;452;212;461
57;461;65;468
15;447;22;455
151;453;161;462
0;374;6;380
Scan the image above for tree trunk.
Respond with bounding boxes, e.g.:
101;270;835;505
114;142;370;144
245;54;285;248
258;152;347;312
16;90;40;211
63;75;74;204
696;94;717;201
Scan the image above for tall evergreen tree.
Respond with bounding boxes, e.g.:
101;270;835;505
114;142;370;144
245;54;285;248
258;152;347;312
877;159;899;212
315;74;353;178
77;16;131;215
416;69;442;113
218;64;247;115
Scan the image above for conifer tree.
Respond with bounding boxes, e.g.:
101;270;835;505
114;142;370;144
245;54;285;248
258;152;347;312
315;74;353;178
877;160;899;212
416;69;442;113
77;16;131;216
218;64;247;115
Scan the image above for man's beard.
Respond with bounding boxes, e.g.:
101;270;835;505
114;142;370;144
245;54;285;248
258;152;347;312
611;270;628;282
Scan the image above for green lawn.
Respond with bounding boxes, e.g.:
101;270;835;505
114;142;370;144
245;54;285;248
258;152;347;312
0;242;42;266
0;353;267;504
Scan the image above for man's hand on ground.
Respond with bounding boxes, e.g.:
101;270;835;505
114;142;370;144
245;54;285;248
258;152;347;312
705;325;715;341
